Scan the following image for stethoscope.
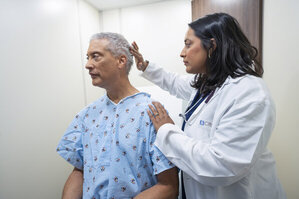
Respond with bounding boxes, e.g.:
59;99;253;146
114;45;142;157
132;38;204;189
179;89;215;123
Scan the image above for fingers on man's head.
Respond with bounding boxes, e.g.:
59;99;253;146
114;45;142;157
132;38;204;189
131;41;138;50
133;42;139;50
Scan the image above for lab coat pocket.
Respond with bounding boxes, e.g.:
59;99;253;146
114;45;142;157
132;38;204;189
191;119;212;141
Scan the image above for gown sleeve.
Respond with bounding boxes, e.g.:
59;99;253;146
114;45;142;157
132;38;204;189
148;122;175;176
56;108;89;170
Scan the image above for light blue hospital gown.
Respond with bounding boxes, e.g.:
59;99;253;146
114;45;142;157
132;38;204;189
57;92;175;199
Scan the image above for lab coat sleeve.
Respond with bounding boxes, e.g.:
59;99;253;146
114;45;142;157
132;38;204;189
154;100;275;186
140;62;195;101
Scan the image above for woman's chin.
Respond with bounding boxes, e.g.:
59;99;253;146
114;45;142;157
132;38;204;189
185;66;191;73
185;66;195;74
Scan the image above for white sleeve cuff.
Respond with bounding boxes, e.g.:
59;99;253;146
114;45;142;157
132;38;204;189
154;123;184;156
139;61;156;77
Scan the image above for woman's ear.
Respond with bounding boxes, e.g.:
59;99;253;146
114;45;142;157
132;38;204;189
210;38;217;51
208;38;217;58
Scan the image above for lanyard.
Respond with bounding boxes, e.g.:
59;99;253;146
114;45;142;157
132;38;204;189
180;89;215;131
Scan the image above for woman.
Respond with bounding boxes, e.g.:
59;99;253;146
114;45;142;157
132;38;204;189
130;13;285;199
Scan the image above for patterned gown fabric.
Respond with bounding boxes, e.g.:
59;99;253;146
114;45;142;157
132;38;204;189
57;92;174;199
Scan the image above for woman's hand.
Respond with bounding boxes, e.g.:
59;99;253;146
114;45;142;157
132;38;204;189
147;102;174;132
130;41;149;71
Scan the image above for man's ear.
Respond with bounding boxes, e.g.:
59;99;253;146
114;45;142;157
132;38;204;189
118;55;127;70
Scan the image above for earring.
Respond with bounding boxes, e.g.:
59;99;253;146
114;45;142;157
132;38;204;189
208;48;212;58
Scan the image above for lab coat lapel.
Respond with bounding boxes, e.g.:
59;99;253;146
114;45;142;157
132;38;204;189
187;101;206;125
186;77;232;125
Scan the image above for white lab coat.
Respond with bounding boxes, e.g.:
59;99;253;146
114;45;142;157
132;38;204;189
141;63;286;199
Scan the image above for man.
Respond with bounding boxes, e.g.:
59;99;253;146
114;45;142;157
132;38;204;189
56;32;178;199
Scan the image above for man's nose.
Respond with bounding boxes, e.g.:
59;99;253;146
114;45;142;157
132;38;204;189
85;61;93;70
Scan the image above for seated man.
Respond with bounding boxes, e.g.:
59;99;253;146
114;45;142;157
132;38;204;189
56;32;178;199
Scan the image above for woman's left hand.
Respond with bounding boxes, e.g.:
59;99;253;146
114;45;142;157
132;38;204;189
147;102;174;132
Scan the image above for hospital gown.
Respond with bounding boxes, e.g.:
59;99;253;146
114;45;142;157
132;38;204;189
56;92;174;199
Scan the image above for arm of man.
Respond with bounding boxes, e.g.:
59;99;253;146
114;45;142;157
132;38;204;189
134;167;179;199
62;167;83;199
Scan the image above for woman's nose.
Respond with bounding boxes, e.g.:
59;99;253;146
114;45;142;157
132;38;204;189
180;49;186;58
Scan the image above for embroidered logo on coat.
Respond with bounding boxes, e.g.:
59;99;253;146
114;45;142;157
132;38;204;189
199;120;212;127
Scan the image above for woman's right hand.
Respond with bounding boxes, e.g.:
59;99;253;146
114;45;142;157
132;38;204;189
130;41;149;71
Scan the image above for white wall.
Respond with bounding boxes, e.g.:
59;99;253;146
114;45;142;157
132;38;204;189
0;0;100;198
263;0;299;198
101;0;191;88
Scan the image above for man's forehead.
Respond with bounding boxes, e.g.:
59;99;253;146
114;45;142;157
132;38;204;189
90;38;109;46
87;39;109;53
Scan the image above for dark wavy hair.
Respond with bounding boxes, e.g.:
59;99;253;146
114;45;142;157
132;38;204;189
189;13;263;95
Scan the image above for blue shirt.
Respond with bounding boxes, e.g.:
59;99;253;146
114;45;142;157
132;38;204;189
56;92;174;199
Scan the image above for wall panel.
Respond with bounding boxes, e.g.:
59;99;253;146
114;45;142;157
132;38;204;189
192;0;263;63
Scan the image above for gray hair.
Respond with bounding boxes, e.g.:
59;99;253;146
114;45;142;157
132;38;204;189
90;32;133;74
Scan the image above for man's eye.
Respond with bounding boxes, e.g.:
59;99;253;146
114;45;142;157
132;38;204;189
86;54;100;60
93;54;100;59
93;55;100;60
